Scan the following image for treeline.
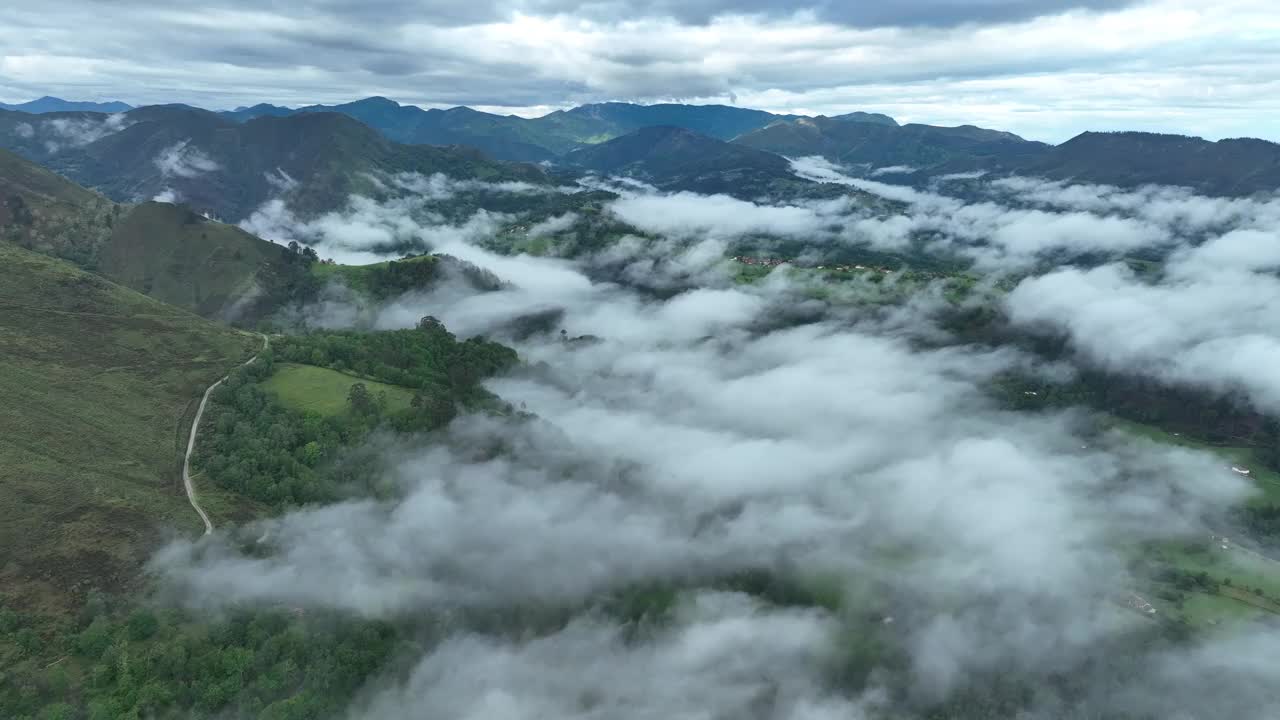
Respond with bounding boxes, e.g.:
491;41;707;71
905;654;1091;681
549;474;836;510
318;253;504;301
272;319;517;402
0;595;398;720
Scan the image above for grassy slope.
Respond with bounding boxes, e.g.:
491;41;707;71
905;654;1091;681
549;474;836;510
0;147;117;267
98;201;289;319
263;362;415;416
0;240;258;616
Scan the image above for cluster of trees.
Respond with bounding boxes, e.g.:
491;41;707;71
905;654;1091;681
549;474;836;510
272;321;517;403
196;353;363;507
1234;505;1280;544
0;595;398;720
198;321;518;508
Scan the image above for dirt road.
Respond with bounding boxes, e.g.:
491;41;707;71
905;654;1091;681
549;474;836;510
182;335;268;534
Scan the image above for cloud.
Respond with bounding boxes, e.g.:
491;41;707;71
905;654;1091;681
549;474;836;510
154;139;220;178
152;188;181;203
2;0;1279;141
264;167;298;193
13;121;33;138
870;165;916;176
526;211;579;237
610;191;830;239
791;157;1178;269
1007;254;1280;412
347;592;868;720
143;164;1280;716
34;111;129;152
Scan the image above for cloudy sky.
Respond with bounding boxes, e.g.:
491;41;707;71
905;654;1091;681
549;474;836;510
2;0;1277;142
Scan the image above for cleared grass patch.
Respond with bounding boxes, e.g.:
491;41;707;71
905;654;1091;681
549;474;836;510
263;363;416;417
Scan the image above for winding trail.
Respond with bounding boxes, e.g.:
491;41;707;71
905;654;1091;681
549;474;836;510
183;334;268;535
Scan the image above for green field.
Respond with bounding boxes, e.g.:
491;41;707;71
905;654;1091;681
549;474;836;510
1111;418;1280;626
1110;418;1280;504
0;240;258;616
262;363;416;417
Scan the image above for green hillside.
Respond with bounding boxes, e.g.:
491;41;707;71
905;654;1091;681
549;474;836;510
0;240;258;616
0;147;118;268
1;149;315;321
98;201;297;320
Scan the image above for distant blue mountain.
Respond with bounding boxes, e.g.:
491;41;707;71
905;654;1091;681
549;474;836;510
0;96;133;114
218;96;836;162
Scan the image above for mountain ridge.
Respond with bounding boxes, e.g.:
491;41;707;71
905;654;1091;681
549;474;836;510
0;95;133;114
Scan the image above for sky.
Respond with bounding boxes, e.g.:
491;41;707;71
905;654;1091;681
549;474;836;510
1;0;1278;143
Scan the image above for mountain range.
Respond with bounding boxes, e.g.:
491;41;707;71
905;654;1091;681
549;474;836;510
2;95;1278;209
1;104;550;222
223;97;819;162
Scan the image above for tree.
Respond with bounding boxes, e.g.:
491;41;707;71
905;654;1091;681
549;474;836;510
126;610;159;641
347;383;372;415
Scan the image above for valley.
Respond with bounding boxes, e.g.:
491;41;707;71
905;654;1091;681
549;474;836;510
2;85;1280;719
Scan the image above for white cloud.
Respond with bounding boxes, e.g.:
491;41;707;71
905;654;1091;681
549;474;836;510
150;171;1280;718
154;139;220;178
2;0;1279;141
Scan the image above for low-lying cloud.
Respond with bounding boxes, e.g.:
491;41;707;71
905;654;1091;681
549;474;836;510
154;139;220;178
38;112;129;153
150;167;1280;718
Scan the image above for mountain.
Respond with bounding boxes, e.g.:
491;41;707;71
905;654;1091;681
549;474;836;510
225;97;566;162
565;125;823;198
830;111;898;127
221;97;818;161
0;146;118;267
735;115;1048;172
1022;131;1280;196
224;102;295;120
0;236;257;614
534;102;804;144
98;201;306;320
0;96;133;114
2;104;550;222
0;146;317;320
